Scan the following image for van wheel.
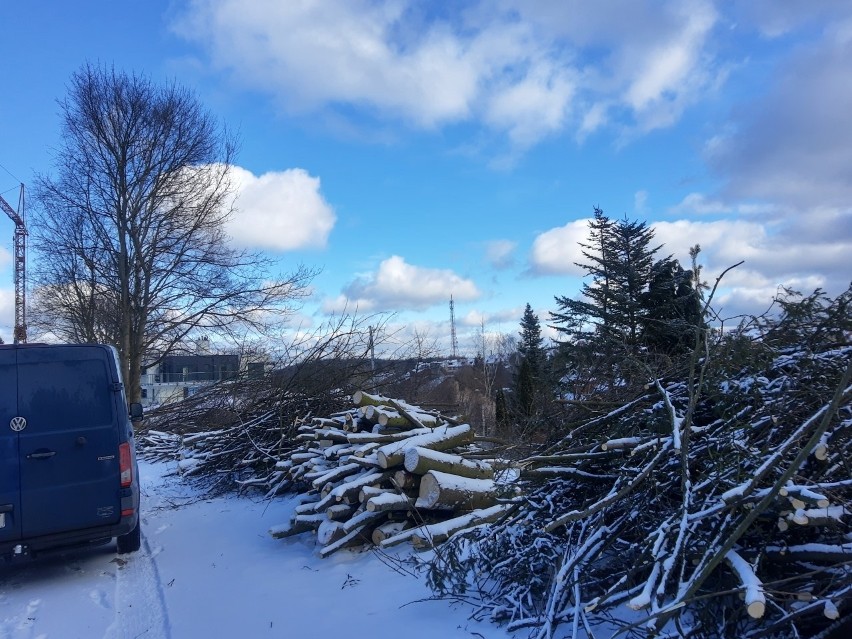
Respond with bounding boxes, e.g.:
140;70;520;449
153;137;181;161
117;520;141;554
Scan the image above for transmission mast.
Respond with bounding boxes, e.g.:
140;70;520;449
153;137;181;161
0;183;27;343
449;295;458;358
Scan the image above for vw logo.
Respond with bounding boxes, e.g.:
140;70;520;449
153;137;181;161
10;416;27;432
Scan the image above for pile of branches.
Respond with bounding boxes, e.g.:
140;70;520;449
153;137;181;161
426;340;851;634
138;371;355;494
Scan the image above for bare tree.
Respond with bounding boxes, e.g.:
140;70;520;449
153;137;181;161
32;65;314;402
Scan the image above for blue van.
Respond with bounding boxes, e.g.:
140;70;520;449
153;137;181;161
0;343;142;560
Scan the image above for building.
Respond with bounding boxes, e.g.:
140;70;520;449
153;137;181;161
140;339;239;407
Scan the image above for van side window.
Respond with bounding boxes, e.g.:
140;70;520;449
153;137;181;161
18;359;114;429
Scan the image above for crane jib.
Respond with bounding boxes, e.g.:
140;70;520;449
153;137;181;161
0;183;27;344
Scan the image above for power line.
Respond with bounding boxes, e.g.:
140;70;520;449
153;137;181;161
0;161;22;184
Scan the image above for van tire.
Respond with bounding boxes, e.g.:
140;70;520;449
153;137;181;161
117;520;141;554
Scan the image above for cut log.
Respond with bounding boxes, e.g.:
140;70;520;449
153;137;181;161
359;485;394;503
352;390;392;407
313;429;350;444
392;470;419;490
326;504;357;521
294;500;321;515
375;424;474;469
409;504;511;549
725;550;765;619
371;521;410;546
291;451;321;463
310;463;363;490
779;484;831;508
765;542;852;562
388;399;440;429
404;446;493;479
415;470;496;511
317;520;348;546
342;509;386;534
345;428;434;445
789;505;846;527
269;513;325;539
329;471;393;503
311;417;344;429
350;455;382;469
318;524;372;557
600;437;646;451
366;492;415;513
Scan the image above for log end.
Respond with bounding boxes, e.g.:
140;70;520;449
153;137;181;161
746;601;766;619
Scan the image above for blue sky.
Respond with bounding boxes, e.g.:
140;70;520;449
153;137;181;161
1;1;850;352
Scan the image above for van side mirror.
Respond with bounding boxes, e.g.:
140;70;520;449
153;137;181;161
129;403;144;423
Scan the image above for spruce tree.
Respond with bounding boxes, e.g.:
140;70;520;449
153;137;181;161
551;210;702;398
640;256;703;354
513;303;547;419
552;210;660;347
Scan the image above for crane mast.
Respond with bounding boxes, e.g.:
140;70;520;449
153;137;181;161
0;183;26;343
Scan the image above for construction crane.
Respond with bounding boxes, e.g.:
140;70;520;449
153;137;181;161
0;183;27;343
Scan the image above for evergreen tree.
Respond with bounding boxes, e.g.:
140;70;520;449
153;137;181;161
551;210;703;398
640;255;703;354
551;210;660;347
513;303;547;419
494;387;510;433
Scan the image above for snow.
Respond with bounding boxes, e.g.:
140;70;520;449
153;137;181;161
0;460;510;639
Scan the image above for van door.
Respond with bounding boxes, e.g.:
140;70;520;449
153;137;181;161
16;346;123;538
0;348;21;543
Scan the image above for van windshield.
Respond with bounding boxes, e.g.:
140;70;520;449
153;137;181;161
18;359;114;429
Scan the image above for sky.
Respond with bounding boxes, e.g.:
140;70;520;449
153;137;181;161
1;1;850;352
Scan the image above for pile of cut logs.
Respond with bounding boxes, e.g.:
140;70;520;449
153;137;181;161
268;391;514;556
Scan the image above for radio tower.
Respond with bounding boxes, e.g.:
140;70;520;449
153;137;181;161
449;295;459;358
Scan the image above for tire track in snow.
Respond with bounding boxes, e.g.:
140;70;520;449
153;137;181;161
104;529;171;639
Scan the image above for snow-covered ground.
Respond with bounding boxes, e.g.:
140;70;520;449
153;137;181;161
0;461;510;639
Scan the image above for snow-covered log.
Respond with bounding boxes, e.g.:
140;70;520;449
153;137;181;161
415;470;497;511
375;424;474;469
725;549;766;619
408;505;512;550
403;447;494;479
269;513;325;538
371;521;409;546
365;492;415;513
765;542;852;562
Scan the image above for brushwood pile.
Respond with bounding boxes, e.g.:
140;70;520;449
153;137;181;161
425;346;851;639
139;296;851;639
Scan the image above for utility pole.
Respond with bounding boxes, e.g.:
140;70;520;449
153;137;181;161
449;295;458;359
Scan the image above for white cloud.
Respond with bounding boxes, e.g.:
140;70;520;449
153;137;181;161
527;219;589;275
623;2;717;116
0;287;14;343
730;0;852;38
706;30;852;210
325;255;480;312
226;166;336;251
175;0;723;147
651;217;851;302
485;239;517;269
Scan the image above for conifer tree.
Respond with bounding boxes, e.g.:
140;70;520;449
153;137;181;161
551;210;660;347
513;303;547;419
